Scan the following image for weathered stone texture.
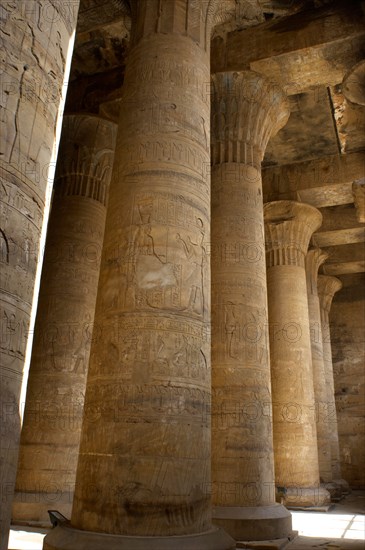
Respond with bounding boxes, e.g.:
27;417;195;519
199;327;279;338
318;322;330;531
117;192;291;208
265;201;330;508
0;2;79;548
317;275;349;493
305;249;333;485
331;276;365;489
44;1;235;549
210;71;292;540
12;114;117;525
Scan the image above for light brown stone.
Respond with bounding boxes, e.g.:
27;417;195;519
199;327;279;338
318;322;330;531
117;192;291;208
263;152;365;204
305;249;333;488
317;275;350;495
0;2;79;548
211;2;365;94
264;201;330;508
43;1;234;548
330;274;365;489
342;60;365;107
12;114;117;526
210;70;291;541
352;180;365;223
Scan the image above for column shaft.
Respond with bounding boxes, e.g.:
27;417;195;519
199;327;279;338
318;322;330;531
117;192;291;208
0;2;78;547
305;250;333;484
12;115;117;525
265;201;330;508
318;275;350;494
44;1;234;548
211;71;292;541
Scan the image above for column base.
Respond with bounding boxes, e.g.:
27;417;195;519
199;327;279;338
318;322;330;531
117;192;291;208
277;486;331;509
333;478;351;495
322;482;343;502
43;522;236;550
212;504;292;541
12;492;73;527
236;531;298;549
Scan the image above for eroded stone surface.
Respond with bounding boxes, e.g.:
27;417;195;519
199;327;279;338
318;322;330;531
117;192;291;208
0;2;79;548
12;114;117;526
317;275;349;493
264;201;329;508
305;249;333;485
210;70;291;540
44;2;234;549
342;60;365;107
331;274;365;489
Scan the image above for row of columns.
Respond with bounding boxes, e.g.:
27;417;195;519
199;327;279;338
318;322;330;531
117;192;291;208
1;2;349;548
16;110;346;550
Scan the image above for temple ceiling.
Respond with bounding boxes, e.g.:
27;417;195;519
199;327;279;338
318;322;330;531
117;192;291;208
66;0;365;284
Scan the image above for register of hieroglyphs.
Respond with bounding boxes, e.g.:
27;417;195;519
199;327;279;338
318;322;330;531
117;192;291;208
0;2;79;548
12;114;117;525
210;70;292;541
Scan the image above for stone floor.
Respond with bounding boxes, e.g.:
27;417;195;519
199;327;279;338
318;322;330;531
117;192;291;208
8;492;364;550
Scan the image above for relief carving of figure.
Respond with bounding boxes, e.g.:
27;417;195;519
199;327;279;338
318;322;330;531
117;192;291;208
176;218;207;316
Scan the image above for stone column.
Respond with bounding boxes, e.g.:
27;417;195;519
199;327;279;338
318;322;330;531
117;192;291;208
305;249;342;500
210;71;292;541
43;1;234;549
12;114;117;526
0;2;79;548
264;201;330;508
317;275;350;495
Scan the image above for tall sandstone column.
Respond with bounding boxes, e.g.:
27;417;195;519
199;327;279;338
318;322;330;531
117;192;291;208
12;114;117;525
305;251;332;482
317;275;350;494
44;1;234;549
264;201;330;508
210;71;292;541
0;2;79;548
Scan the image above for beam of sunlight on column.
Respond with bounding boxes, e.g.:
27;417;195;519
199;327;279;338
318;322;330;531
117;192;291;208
19;28;77;425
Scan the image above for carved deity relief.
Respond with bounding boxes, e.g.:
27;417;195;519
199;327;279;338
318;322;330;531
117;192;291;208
119;192;209;319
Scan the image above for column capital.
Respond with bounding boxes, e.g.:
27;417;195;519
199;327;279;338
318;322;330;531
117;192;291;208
130;0;219;51
55;114;117;206
211;70;290;167
264;201;322;268
317;275;343;314
306;248;329;295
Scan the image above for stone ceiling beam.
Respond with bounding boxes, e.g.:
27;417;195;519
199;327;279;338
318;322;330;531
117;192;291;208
322;260;365;275
263;151;365;203
212;1;365;94
321;242;365;263
319;204;363;232
312;227;365;247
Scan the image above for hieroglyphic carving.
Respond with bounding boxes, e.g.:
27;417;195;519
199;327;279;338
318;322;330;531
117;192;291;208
1;2;80;543
305;249;333;483
265;201;330;507
318;275;345;483
210;72;291;533
13;115;116;526
64;9;225;540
